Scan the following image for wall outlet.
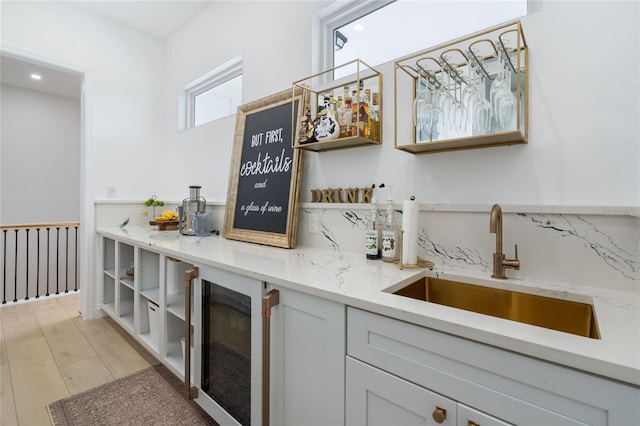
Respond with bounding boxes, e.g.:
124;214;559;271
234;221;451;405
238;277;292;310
309;213;320;234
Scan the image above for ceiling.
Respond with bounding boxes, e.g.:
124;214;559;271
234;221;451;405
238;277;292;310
1;1;213;100
72;1;214;40
1;54;83;100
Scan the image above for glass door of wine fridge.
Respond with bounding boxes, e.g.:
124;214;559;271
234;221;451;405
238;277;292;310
193;265;263;426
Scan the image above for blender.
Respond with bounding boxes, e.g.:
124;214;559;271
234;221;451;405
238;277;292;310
178;185;207;235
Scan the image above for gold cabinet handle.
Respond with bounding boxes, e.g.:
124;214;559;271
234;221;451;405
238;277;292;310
262;289;280;426
432;406;447;424
468;421;480;426
183;267;199;400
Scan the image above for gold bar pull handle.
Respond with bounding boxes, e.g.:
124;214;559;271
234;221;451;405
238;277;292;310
262;289;280;426
184;267;199;400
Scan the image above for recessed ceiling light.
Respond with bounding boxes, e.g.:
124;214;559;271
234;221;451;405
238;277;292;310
353;23;364;31
30;74;42;80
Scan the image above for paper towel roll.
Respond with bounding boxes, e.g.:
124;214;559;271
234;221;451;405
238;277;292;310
402;197;418;265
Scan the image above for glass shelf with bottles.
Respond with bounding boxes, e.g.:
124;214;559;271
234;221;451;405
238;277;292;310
292;59;382;152
394;20;527;154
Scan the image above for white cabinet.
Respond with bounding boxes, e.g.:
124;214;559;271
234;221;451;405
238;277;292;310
269;285;345;426
98;234;346;426
99;233;639;426
346;356;512;426
99;236;194;379
347;356;458;426
100;237;134;330
347;307;639;426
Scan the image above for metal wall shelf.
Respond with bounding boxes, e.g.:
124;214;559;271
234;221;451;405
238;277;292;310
292;59;382;152
394;20;528;154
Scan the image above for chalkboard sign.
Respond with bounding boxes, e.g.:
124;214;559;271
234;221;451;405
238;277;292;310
223;89;303;248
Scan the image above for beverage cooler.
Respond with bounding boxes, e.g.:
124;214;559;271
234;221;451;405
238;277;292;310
189;265;273;426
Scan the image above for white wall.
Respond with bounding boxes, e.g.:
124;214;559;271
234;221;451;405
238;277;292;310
5;1;636;208
163;1;639;209
1;1;166;200
161;1;331;202
1;84;80;223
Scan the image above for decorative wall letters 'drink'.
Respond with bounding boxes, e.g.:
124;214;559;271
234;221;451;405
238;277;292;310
310;187;373;203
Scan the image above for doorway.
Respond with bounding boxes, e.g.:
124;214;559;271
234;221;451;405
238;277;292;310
0;52;85;305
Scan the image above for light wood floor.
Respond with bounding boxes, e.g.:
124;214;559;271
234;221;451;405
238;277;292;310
1;293;156;425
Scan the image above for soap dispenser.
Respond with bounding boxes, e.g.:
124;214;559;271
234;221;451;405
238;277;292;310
365;184;381;259
381;184;398;262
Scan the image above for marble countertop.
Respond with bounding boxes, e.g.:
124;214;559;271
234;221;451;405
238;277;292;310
97;226;640;387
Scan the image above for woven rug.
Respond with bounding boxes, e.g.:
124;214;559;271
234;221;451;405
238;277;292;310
48;364;218;426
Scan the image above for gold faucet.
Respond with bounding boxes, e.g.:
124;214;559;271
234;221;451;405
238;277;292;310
489;204;520;279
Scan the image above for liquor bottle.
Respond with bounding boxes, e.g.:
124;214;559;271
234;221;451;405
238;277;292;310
381;184;398;262
337;96;347;137
341;85;350;135
356;82;369;137
336;95;346;137
297;102;316;144
364;88;372;138
369;92;380;141
364;88;371;104
365;185;381;260
343;96;353;137
314;96;339;141
351;90;359;136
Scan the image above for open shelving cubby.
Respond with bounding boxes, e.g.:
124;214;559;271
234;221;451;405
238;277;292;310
138;248;161;352
115;242;135;332
102;238;116;315
99;234;197;384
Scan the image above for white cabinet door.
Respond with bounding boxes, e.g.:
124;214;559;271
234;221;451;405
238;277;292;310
347;307;637;425
346;356;457;426
269;285;345;426
457;404;512;426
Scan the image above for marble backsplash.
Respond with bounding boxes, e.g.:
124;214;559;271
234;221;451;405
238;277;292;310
296;205;639;294
95;201;639;294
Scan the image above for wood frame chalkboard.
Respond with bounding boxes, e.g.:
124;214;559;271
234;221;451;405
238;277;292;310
223;89;303;248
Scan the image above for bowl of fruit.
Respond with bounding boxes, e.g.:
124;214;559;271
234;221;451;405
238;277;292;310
150;209;179;230
145;196;179;230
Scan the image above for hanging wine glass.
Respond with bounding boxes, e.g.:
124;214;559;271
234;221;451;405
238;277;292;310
490;44;508;124
472;53;492;134
425;74;441;141
461;55;479;124
498;41;517;127
413;73;431;141
447;62;467;132
490;39;517;128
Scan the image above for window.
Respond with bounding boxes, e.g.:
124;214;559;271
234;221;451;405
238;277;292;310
314;0;530;73
179;55;243;131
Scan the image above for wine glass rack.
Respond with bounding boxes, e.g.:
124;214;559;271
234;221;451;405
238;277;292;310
394;20;528;154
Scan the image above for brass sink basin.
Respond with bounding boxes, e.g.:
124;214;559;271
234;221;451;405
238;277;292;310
389;277;600;339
